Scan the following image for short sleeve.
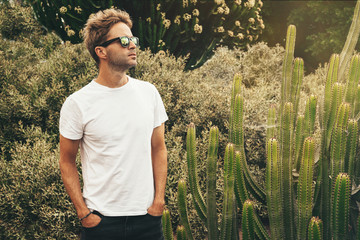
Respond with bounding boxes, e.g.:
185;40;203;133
59;97;84;140
153;87;168;128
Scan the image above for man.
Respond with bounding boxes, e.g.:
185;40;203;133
59;9;168;240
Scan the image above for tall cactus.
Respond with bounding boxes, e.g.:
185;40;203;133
162;209;174;240
177;179;194;240
331;173;351;240
308;217;323;240
297;137;315;240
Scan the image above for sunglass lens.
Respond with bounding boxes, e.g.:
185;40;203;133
120;37;130;47
131;37;139;46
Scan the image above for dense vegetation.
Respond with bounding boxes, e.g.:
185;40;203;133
1;1;359;239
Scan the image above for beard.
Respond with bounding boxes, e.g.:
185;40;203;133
107;51;137;72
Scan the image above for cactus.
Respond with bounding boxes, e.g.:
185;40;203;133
162;209;174;240
331;173;351;240
207;126;219;240
308;217;323;240
266;138;283;239
297;137;315;240
176;225;187;240
177;179;194;240
241;199;270;240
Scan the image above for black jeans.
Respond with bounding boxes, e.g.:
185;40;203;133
80;211;164;240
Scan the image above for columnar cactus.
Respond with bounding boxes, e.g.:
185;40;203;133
162;209;174;240
308;217;323;240
297;137;315;240
331;173;351;240
176;225;187;240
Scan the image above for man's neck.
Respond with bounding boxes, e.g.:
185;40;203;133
95;65;129;88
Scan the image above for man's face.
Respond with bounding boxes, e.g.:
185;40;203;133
103;22;137;71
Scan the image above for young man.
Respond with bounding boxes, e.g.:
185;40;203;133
59;9;168;240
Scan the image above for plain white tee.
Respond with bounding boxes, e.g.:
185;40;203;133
59;76;168;216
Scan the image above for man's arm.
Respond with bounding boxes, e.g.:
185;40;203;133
59;135;100;227
147;123;168;216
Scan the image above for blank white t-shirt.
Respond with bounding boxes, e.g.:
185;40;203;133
59;76;168;216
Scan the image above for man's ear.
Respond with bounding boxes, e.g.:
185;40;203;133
95;46;107;61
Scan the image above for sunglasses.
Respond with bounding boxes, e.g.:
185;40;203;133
98;36;139;48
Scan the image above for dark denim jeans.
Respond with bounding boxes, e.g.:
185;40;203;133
80;211;164;240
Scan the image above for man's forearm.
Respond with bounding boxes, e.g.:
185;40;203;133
152;147;167;204
59;159;89;218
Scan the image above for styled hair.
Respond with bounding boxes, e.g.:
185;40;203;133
83;8;133;65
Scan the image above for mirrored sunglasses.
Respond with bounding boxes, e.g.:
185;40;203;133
98;36;139;48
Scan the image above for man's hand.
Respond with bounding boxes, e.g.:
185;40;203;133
81;213;102;228
147;200;165;217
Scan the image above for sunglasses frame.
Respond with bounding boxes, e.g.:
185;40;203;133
98;36;139;48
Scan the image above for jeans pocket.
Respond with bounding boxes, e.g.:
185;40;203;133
82;216;104;230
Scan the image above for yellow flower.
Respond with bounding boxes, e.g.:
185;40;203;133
183;0;189;8
161;12;166;20
183;13;192;21
247;35;253;41
217;7;225;14
163;19;171;29
190;0;197;4
235;21;241;27
224;6;230;15
158;50;166;57
59;6;67;14
157;3;161;11
146;17;151;23
194;24;203;34
258;0;263;8
235;0;242;5
214;0;224;5
192;9;200;16
228;30;234;37
248;18;255;24
245;0;255;8
217;26;225;33
67;29;75;37
260;23;265;29
74;6;82;14
237;33;244;39
174;15;181;25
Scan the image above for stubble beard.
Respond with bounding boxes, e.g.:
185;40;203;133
108;52;137;72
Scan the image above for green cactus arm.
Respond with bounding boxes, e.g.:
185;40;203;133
290;57;304;121
355;85;360;119
220;144;235;240
339;0;360;82
266;138;283;239
176;225;187;240
207;126;219;240
345;55;360;116
308;217;323;240
326;83;345;149
331;173;351;240
241;200;255;240
162;209;174;240
177;179;194;240
322;54;340;133
234;151;249;209
230;74;242;143
330;103;350;178
253;211;271;240
304;95;318;136
297;137;315;240
232;94;244;148
280;102;296;240
186;123;207;224
345;119;358;177
266;106;277;144
280;25;296;111
294;115;305;172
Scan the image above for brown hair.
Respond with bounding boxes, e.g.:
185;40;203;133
83;8;133;65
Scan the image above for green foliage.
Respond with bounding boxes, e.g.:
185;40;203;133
288;1;360;65
0;126;80;239
26;0;264;69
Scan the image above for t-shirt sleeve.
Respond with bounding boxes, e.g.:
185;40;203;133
153;87;168;128
59;96;84;140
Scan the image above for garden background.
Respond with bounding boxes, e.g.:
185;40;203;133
0;0;359;239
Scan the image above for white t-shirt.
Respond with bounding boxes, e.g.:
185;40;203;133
59;76;168;216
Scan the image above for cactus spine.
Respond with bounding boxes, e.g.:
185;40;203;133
162;209;174;240
186;123;207;224
331;173;351;240
177;179;194;240
297;137;315;240
308;217;323;240
207;126;219;240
